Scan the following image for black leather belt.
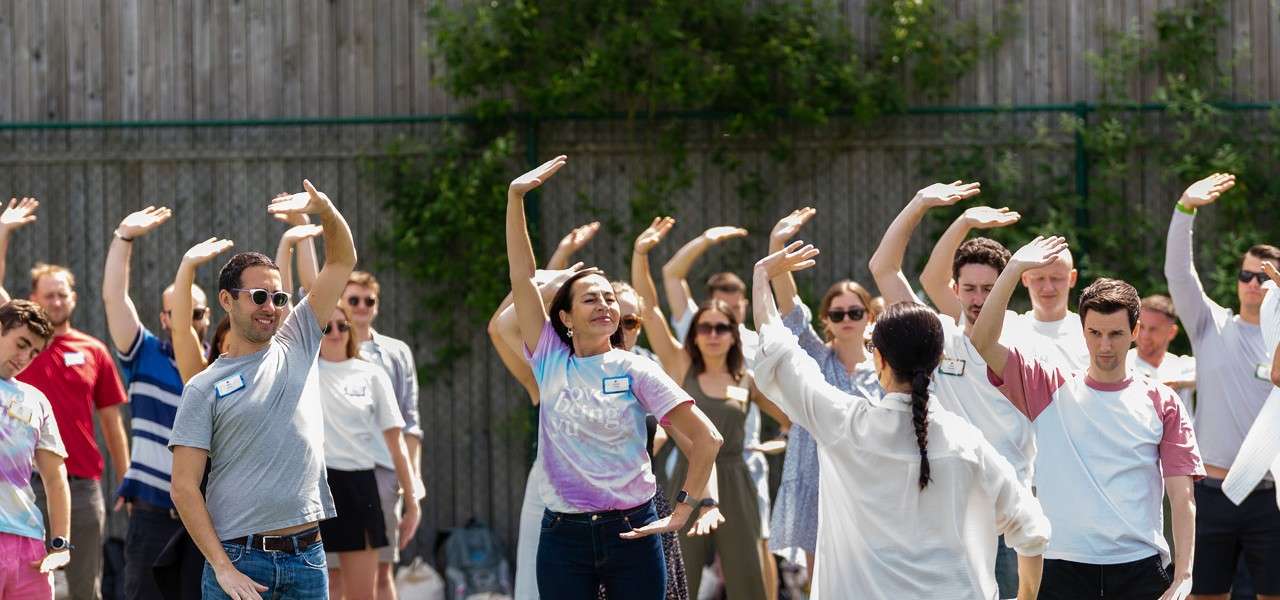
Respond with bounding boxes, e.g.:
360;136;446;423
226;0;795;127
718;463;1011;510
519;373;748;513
223;527;322;553
130;499;181;520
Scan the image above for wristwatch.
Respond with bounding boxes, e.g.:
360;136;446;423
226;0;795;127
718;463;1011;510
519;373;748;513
674;489;695;506
696;497;719;510
48;536;73;552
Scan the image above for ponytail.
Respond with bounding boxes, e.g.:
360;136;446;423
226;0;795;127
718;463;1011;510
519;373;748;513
910;369;932;490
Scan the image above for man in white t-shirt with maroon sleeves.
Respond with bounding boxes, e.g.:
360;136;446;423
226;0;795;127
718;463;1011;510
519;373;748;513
972;236;1204;600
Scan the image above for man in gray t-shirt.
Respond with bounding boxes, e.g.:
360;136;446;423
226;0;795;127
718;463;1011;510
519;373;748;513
169;180;357;600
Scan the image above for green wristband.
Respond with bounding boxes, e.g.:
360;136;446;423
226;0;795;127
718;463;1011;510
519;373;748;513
1175;201;1197;216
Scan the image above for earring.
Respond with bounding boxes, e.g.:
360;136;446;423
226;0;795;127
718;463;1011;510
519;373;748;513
566;329;574;338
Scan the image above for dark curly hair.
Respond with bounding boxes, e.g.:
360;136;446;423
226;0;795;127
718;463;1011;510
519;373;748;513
0;299;53;342
218;252;279;294
953;237;1011;281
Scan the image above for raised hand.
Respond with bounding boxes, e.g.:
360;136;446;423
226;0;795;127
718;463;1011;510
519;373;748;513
182;238;235;267
634;217;675;255
962;206;1020;229
281;224;323;246
115;206;172;239
266;180;333;217
0;197;39;232
1008;236;1069;272
755;240;820;280
270;192;310;226
510;155;568;196
915;181;982;208
558;221;601;254
1179;172;1235;208
1262;260;1280;287
702;226;749;244
770;207;816;244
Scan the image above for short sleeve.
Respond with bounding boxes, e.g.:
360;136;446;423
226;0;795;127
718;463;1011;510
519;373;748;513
116;326;149;367
31;390;66;458
92;344;128;410
169;383;215;452
987;347;1065;421
523;320;566;384
370;368;406;432
277;295;323;358
1152;386;1206;479
627;354;693;423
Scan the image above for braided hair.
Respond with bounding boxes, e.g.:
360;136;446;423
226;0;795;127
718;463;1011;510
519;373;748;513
870;302;945;490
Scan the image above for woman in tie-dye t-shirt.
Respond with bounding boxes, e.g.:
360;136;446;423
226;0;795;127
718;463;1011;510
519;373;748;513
507;156;723;600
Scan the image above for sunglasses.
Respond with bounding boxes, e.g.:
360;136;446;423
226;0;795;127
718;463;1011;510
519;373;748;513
1238;270;1269;285
695;322;735;336
826;307;867;323
163;307;208;321
620;314;642;331
323;321;351;335
346;296;377;308
230;288;291;307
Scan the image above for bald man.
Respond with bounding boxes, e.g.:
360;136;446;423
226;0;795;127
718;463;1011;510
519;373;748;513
103;207;211;600
1005;247;1090;371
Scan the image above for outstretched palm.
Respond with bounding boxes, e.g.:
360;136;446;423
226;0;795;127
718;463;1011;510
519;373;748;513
634;217;675;254
282;224;323;245
116;205;172;238
916;181;982;208
756;240;820;279
0;197;39;231
267;180;332;217
559;221;601;253
770;207;816;243
183;237;235;266
703;226;749;244
510;155;568;196
963;206;1021;229
1180;172;1236;207
1010;236;1069;271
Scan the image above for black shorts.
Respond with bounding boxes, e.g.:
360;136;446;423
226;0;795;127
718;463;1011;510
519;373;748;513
1040;554;1171;600
1192;479;1280;594
319;468;389;553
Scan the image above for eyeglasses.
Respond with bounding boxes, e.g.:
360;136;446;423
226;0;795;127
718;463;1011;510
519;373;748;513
346;296;377;308
620;315;642;331
695;322;734;336
826;307;867;323
1238;270;1269;285
163;307;208;321
323;321;351;335
230;288;291;307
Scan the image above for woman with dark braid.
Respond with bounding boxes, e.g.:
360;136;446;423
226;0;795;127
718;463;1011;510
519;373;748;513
749;241;1051;599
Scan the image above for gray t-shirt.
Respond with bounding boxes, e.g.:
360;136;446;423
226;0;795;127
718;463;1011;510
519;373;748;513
359;332;421;439
169;296;335;540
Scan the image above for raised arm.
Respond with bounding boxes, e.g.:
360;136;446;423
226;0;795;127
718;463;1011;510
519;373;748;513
267;180;356;323
920;206;1021;320
103;206;172;352
0;198;39;305
172;238;234;382
633;217;690;376
487;291;540;404
274;223;323;295
506;157;568;352
1164;173;1236;339
547;221;601;271
869;181;980;305
660;225;748;323
767;207;816;316
972;236;1069;374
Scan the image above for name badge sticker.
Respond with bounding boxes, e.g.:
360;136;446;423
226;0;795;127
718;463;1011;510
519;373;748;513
725;385;749;402
602;375;631;395
62;351;85;367
215;374;246;398
345;384;368;397
1256;363;1271;381
940;357;966;376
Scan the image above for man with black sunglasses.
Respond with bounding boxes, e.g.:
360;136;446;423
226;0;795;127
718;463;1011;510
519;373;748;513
169;180;357;600
103;205;214;600
1165;172;1280;600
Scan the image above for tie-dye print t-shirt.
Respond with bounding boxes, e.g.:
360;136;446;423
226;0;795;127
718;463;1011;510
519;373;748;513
0;377;66;540
526;321;691;513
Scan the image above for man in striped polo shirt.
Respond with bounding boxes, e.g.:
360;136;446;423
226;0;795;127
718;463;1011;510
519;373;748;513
103;206;208;600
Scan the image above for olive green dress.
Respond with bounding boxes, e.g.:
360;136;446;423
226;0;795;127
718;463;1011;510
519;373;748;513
668;372;766;600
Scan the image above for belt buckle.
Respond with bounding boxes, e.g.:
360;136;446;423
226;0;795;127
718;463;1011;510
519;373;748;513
256;534;282;551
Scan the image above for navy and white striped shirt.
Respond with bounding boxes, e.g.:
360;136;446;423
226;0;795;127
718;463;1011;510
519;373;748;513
116;327;185;508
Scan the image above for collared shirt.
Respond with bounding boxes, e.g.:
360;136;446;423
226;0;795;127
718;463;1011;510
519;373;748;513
359;331;422;439
754;321;1050;600
115;327;185;508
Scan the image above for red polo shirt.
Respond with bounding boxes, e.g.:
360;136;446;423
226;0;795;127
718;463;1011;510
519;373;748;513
17;329;127;479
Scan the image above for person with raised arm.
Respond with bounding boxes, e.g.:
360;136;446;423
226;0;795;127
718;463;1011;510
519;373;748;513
869;183;1040;598
507;156;722;600
972;236;1203;600
633;216;788;600
1164;172;1280;600
168;179;356;600
764;207;882;586
752;240;1050;599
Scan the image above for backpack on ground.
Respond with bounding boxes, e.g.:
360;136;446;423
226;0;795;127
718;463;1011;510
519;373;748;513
441;519;513;600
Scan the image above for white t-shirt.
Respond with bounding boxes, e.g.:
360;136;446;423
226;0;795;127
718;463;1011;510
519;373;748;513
1127;352;1196;409
754;321;1050;599
317;358;405;471
989;348;1205;565
1007;311;1090;372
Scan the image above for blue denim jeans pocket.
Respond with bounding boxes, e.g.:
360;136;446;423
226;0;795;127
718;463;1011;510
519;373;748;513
200;541;329;600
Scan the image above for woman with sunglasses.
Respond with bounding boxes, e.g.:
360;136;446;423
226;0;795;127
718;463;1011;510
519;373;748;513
506;156;723;600
314;303;419;600
763;208;883;583
752;241;1050;598
632;216;790;600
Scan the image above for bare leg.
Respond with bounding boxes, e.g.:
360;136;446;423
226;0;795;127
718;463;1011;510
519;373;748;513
336;549;381;600
376;562;398;600
329;568;345;600
759;540;778;600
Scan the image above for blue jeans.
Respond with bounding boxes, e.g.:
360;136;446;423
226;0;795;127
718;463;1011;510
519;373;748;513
200;540;328;599
536;501;666;600
995;535;1019;598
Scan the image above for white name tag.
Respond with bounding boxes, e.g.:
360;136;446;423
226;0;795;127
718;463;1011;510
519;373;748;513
345;384;368;397
215;374;246;398
940;358;966;376
725;385;749;402
1256;363;1271;382
62;351;85;367
602;376;630;395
